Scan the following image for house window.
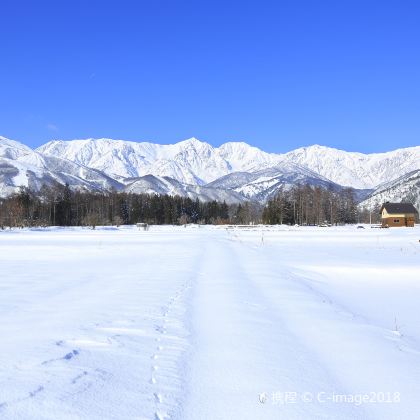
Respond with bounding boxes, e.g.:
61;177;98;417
393;219;400;223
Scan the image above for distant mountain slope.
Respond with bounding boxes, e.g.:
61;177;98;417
207;162;347;202
124;175;245;204
359;170;420;211
0;135;33;159
0;137;122;197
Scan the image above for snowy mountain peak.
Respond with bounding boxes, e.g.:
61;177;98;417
285;144;420;189
0;135;33;159
174;137;216;156
176;137;208;147
218;141;264;155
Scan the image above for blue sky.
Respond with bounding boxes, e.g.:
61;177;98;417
0;0;419;153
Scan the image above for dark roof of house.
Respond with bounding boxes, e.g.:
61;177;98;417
380;202;418;214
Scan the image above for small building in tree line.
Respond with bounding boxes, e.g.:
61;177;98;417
380;202;418;227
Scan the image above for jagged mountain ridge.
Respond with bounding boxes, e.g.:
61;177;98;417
37;137;420;190
0;136;123;197
285;144;420;189
1;135;419;204
37;138;284;185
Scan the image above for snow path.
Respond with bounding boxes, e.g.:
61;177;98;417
1;226;420;419
183;232;362;419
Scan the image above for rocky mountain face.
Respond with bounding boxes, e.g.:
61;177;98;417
0;136;122;197
358;170;420;211
1;135;419;206
123;175;245;204
206;162;345;203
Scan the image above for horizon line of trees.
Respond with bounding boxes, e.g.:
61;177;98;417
0;184;261;228
0;183;378;229
262;185;376;225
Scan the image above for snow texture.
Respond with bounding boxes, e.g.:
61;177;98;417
1;225;420;419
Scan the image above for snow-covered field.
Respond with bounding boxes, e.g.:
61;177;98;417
1;225;420;420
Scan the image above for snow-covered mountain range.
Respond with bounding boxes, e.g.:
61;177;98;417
285;145;420;190
37;138;284;185
0;136;121;197
1;135;419;208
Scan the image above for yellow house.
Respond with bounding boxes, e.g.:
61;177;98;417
380;202;418;227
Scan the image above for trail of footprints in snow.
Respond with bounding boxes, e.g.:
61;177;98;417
0;281;192;417
0;333;117;411
0;345;83;411
150;280;192;420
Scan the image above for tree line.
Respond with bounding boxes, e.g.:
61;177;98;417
0;184;261;228
0;183;370;228
262;185;362;225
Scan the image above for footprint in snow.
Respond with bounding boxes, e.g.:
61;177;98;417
42;349;79;365
29;386;44;398
155;325;166;334
64;349;79;360
154;393;163;403
71;371;88;384
155;411;169;420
